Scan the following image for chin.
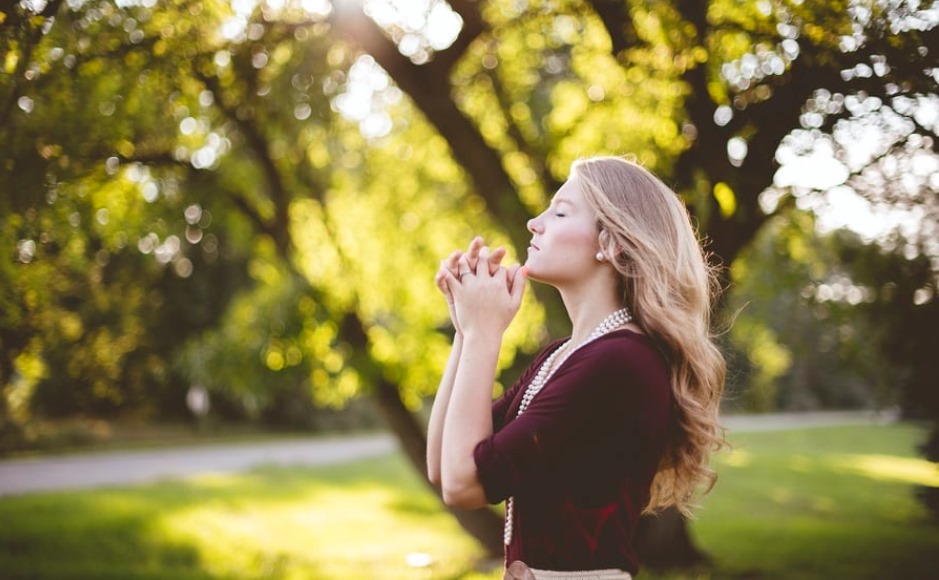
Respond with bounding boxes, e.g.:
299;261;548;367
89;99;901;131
523;266;547;283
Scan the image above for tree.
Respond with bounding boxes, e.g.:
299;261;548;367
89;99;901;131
2;0;936;568
725;211;900;414
2;0;534;554
0;0;257;446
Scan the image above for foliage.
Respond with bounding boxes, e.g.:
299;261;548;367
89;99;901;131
0;158;248;424
832;230;939;421
0;0;253;437
1;0;934;417
0;0;552;432
726;212;896;412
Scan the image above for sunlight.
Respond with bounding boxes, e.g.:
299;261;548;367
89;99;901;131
768;486;793;504
772;92;939;258
811;496;836;513
721;448;752;468
328;0;463;138
154;469;480;579
832;454;939;487
331;54;401;139
361;0;463;63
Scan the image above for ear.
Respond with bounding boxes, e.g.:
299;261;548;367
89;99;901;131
597;229;613;261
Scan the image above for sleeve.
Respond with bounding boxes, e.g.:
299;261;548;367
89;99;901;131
474;336;669;504
490;340;565;432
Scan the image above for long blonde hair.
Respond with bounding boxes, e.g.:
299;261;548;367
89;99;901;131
573;156;726;517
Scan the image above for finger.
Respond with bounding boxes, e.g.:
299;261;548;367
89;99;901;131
436;261;449;286
466;236;483;254
443;265;463;298
489;246;507;274
477;246;492;278
445;250;462;277
465;236;483;272
435;264;454;303
456;255;473;284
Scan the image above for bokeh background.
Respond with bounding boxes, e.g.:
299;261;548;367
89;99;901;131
1;0;938;578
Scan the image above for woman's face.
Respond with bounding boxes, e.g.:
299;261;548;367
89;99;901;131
525;174;601;285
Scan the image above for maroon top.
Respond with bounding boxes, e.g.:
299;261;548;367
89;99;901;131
473;329;672;574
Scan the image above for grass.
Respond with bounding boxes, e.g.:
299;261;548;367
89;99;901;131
685;424;939;580
0;455;480;579
0;423;937;579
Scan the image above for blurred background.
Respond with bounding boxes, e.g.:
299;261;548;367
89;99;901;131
1;0;937;578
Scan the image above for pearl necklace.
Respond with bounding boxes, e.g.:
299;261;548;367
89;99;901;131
503;307;632;547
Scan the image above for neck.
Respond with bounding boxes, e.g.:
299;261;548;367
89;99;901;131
558;279;624;345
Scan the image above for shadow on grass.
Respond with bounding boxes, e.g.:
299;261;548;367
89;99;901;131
0;492;209;579
0;454;473;579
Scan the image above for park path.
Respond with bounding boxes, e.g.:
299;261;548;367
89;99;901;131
0;433;395;497
0;410;896;497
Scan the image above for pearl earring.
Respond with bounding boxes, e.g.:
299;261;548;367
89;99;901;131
596;252;605;262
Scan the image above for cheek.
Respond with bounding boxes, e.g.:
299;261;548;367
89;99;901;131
554;224;598;256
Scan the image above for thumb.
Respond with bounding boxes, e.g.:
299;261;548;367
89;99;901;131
442;268;461;299
505;264;520;290
510;266;527;306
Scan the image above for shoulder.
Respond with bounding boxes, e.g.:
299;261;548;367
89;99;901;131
577;330;668;376
558;330;671;403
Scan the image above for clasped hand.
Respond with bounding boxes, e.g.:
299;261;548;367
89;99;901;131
434;236;527;338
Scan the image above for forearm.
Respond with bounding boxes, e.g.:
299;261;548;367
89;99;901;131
440;330;501;508
426;333;463;485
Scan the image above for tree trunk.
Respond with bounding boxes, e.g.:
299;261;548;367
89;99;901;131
636;507;708;570
372;378;506;559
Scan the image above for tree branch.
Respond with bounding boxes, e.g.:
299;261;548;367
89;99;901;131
195;68;292;255
332;1;533;254
589;0;637;55
486;64;560;194
433;0;488;72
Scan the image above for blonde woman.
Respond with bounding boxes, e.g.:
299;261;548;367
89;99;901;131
427;156;726;579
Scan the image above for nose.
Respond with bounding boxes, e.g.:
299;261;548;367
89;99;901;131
527;214;543;234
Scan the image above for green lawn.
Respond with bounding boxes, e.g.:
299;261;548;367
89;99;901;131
687;424;939;580
0;423;937;579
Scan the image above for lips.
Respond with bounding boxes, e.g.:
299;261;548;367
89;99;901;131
529;241;540;251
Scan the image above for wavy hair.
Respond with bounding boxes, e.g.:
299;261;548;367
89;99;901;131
573;156;727;517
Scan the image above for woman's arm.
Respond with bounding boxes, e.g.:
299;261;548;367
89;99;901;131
427;238;491;485
426;332;462;486
440;329;503;508
439;252;526;508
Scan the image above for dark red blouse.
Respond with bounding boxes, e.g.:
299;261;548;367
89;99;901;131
473;329;672;574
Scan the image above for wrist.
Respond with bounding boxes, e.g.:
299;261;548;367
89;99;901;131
461;327;504;347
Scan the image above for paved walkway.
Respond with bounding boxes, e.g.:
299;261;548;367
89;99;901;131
721;409;899;432
0;433;396;497
0;410;897;497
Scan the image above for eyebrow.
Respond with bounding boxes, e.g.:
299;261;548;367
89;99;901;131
552;198;572;207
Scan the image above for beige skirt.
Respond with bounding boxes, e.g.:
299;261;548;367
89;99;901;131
505;560;632;580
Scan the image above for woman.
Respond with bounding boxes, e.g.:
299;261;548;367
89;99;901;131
427;156;726;579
